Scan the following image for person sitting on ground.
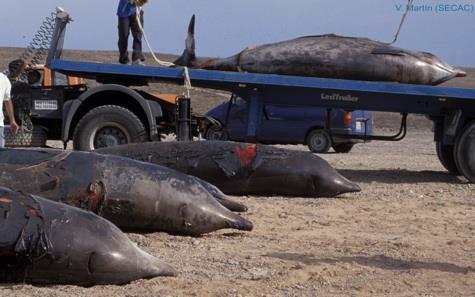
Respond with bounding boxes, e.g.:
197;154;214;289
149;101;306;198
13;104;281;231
117;0;148;65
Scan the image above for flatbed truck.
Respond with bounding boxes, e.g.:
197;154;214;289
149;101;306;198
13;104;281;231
48;59;475;183
6;9;200;151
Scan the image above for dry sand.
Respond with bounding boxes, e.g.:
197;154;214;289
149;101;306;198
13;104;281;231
0;49;474;296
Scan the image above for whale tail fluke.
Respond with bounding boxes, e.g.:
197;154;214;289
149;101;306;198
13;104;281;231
174;14;196;67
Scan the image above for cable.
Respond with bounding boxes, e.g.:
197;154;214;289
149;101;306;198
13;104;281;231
135;6;174;67
390;0;415;44
135;5;192;97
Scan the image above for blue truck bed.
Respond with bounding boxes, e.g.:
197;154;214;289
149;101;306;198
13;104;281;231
48;59;475;182
49;60;475;115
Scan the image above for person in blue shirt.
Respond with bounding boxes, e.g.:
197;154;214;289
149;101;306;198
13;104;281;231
117;0;147;65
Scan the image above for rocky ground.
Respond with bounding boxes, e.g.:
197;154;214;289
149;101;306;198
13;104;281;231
0;49;474;296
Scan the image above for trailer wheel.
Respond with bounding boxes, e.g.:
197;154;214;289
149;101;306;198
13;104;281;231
204;125;228;140
454;121;475;183
332;142;354;153
435;142;460;175
73;105;147;151
307;129;331;153
5;125;47;147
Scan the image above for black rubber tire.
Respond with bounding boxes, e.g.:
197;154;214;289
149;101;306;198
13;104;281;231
435;141;460;175
204;125;229;141
454;121;475;183
307;129;331;153
332;142;354;153
73;105;147;151
5;125;47;147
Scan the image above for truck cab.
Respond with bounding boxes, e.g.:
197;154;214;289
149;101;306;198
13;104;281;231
6;64;195;150
204;95;373;153
6;64;86;147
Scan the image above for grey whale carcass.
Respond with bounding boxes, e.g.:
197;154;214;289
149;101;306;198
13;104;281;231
96;141;360;197
0;186;176;286
174;15;466;85
0;148;252;236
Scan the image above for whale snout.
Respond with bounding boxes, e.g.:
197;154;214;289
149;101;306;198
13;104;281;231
225;215;254;231
332;175;361;195
455;68;467;77
314;174;361;197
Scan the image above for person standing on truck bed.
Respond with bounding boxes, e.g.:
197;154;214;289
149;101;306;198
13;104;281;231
117;0;147;65
0;72;19;148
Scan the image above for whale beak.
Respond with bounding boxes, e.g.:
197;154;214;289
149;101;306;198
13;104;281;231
225;214;254;231
455;68;467;77
334;176;361;195
315;174;361;197
138;249;178;277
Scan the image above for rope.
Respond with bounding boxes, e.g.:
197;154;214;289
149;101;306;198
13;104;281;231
183;67;192;98
390;0;415;44
135;5;193;97
135;6;173;67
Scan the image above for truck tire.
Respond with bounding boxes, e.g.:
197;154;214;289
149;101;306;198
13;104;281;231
454;121;475;183
307;129;331;153
435;141;460;175
204;125;229;141
73;105;147;151
5;125;47;147
332;142;354;153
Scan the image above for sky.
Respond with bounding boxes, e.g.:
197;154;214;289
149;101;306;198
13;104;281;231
0;0;473;66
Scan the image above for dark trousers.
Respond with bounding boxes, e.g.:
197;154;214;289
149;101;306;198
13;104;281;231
118;11;144;64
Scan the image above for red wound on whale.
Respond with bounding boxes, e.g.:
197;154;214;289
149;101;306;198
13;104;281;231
28;207;40;217
235;144;257;169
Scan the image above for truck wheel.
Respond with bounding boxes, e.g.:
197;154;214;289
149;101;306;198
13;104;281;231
435;142;460;175
332;142;354;153
307;129;331;153
204;125;228;140
454;121;475;183
5;125;47;147
73;105;147;151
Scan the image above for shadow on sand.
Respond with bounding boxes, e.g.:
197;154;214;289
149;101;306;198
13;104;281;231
338;169;465;184
266;253;474;274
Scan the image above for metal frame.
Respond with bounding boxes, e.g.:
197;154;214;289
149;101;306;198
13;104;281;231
48;60;475;144
48;59;475;182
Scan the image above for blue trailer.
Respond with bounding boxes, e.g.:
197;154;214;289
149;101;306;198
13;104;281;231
48;59;475;183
